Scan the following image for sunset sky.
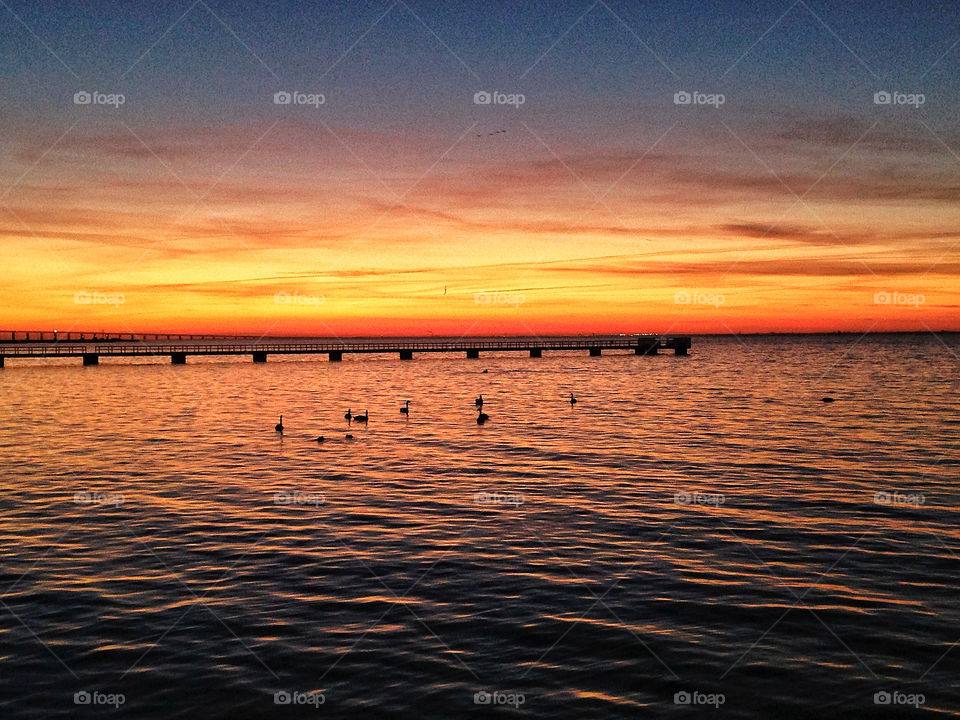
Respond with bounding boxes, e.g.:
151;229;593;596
2;0;959;335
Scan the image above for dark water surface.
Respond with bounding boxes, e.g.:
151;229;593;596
0;334;958;718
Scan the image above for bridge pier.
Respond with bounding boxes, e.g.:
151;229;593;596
328;351;342;362
171;353;186;365
466;349;479;359
399;350;413;360
636;338;659;355
0;356;4;368
82;353;99;366
252;351;267;363
529;348;542;358
589;347;602;357
672;337;691;356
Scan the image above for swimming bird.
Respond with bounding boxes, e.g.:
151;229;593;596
344;408;352;421
400;400;410;415
569;393;577;405
275;415;284;432
477;407;489;424
316;436;324;443
475;394;483;408
354;410;369;423
345;433;354;439
822;396;836;403
482;369;488;374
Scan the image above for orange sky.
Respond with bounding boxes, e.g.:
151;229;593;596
3;115;958;336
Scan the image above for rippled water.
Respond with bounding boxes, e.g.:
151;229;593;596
0;334;958;718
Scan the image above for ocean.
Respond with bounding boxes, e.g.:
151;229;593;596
0;333;957;718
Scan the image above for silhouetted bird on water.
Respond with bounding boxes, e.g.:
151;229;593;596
569;393;577;405
316;436;324;443
344;408;352;421
400;400;410;415
345;433;354;440
822;396;836;403
354;410;369;423
475;394;483;408
477;408;489;424
275;415;284;432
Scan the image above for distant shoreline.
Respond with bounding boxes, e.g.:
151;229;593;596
1;329;958;344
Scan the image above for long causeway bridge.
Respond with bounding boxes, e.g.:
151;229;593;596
0;334;691;367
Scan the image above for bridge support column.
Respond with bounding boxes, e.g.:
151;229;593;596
636;338;659;355
529;348;542;358
673;337;691;356
171;353;186;365
466;349;479;359
0;356;4;368
252;351;267;363
589;347;601;357
328;351;342;362
399;350;413;360
82;353;99;366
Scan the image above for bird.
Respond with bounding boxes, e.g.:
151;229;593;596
482;369;488;374
316;436;324;443
275;415;284;432
344;408;352;421
345;433;354;439
354;410;369;422
569;393;577;405
822;396;836;403
400;400;411;415
477;408;489;424
475;394;483;408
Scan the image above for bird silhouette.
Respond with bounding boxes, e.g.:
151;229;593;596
275;415;284;432
477;407;489;424
354;410;369;423
400;400;411;415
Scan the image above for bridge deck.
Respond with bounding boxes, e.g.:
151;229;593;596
0;335;691;363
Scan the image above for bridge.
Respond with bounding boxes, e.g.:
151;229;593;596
0;335;691;367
